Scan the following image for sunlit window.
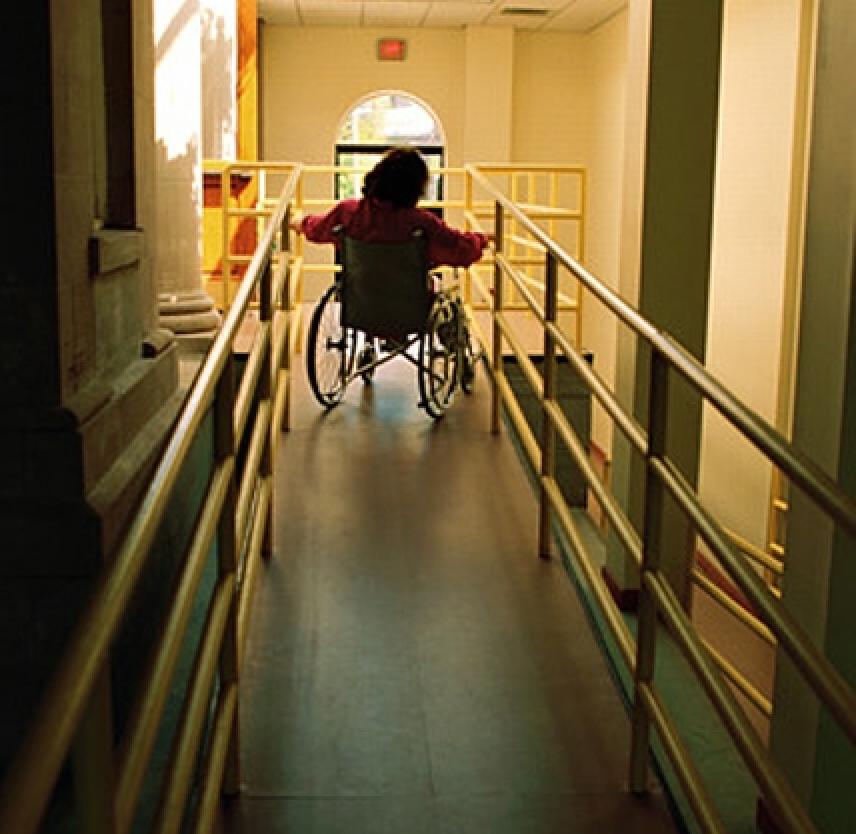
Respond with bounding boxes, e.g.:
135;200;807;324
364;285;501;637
335;92;445;211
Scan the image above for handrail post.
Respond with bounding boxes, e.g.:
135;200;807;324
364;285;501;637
71;667;116;833
282;202;293;432
538;252;559;559
214;355;240;794
464;170;473;306
491;202;504;434
220;165;231;312
576;169;586;348
629;349;670;793
260;253;274;559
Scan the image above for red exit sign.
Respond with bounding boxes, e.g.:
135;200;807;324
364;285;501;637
377;38;407;61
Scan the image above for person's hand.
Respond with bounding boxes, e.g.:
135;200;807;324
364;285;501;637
483;232;496;249
288;214;303;234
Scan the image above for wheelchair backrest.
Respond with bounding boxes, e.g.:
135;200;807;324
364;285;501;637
339;232;432;338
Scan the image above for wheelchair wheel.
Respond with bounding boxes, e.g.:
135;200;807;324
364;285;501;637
418;298;462;419
307;284;356;408
460;317;477;395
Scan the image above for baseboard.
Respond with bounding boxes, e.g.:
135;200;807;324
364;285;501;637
601;565;639;612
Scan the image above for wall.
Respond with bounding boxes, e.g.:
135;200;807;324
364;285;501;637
511;31;588;163
510;18;628;457
155;0;202;295
261;26;466;166
769;0;856;822
201;0;237;160
577;11;627;455
465;26;514;163
698;0;802;545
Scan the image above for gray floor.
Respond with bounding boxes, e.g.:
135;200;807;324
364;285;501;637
220;359;679;834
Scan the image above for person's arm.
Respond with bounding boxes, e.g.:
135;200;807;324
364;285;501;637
291;200;357;243
423;212;493;268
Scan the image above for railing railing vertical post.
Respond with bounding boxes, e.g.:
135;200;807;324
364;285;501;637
220;166;231;312
260;253;274;559
576;168;587;349
538;252;559;559
282;203;292;432
491;202;505;434
71;667;116;833
214;355;240;795
464;171;473;306
629;349;670;793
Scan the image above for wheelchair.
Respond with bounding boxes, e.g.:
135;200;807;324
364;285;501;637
306;230;476;419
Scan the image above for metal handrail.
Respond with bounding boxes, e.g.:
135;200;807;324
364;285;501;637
471;164;856;535
466;163;856;834
0;165;301;834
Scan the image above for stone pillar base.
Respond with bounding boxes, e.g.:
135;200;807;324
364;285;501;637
158;290;221;353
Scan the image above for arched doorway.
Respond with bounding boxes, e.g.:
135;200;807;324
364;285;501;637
334;91;445;212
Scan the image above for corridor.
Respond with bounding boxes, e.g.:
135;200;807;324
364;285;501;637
220;360;678;833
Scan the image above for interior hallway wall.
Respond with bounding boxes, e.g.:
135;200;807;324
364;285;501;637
464;26;514;164
575;11;628;456
699;0;803;547
511;31;588;163
261;26;466;167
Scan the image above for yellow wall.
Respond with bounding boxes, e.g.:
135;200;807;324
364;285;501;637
465;26;514;163
575;12;628;455
699;0;803;546
511;31;589;163
261;26;467;166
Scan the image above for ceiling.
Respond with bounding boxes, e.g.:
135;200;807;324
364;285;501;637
258;0;626;33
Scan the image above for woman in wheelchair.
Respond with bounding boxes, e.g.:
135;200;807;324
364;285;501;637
290;148;491;418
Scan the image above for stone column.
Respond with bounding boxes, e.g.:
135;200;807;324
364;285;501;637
201;0;237;161
0;0;181;762
767;1;856;829
154;0;221;350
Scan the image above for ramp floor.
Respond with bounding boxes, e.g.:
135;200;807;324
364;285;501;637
220;359;678;834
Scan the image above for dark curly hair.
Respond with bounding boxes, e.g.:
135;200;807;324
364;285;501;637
362;147;429;208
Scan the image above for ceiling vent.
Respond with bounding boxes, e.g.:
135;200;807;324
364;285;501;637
500;6;549;15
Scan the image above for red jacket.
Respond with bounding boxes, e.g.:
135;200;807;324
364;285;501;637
299;198;488;268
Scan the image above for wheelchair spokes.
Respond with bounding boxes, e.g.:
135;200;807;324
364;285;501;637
306;272;476;419
418;297;463;419
307;284;357;408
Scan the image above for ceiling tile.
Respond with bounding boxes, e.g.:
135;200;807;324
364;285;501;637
548;0;625;32
259;0;300;25
422;2;491;26
362;2;429;25
484;8;551;30
263;0;624;30
297;0;362;25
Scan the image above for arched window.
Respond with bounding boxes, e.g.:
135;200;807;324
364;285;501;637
335;92;445;211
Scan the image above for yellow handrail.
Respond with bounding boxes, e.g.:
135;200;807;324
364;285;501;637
0;164;302;834
466;162;856;834
5;159;841;834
